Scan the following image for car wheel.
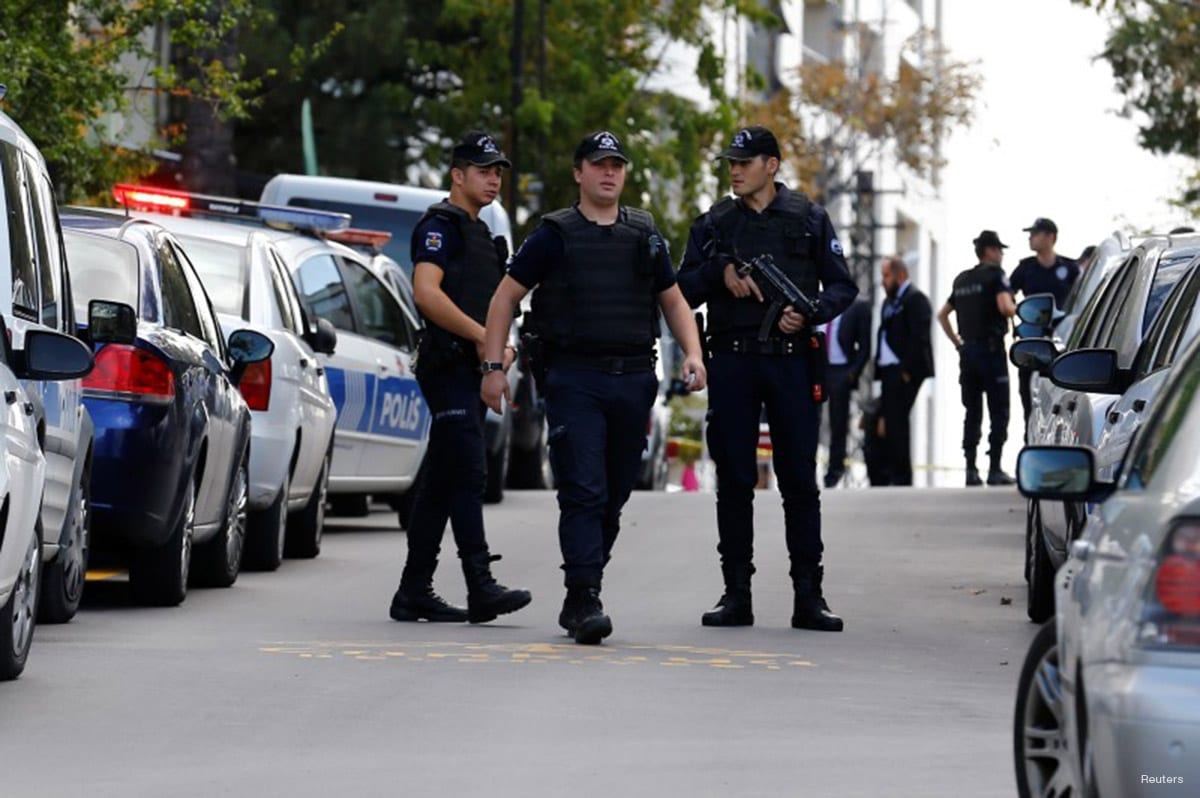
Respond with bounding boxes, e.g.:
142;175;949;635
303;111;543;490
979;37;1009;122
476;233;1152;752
130;479;194;607
39;463;90;624
1028;502;1056;624
0;521;42;681
1014;620;1078;798
329;493;370;517
484;427;510;504
286;453;328;559
192;449;248;588
245;469;289;572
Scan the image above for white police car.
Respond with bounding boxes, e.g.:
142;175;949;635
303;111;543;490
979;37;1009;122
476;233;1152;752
104;187;341;565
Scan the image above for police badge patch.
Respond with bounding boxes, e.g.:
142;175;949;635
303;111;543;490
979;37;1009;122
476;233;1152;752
830;238;844;256
425;231;443;252
1056;265;1068;281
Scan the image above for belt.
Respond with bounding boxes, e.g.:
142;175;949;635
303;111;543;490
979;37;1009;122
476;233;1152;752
547;351;657;374
707;335;808;356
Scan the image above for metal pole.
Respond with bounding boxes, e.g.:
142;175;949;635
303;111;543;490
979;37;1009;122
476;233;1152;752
508;0;526;216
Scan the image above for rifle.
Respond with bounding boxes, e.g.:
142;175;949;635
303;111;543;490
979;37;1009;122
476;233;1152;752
730;253;822;342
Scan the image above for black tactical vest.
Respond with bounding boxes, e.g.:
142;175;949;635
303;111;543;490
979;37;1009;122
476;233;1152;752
704;191;821;337
416;201;507;351
952;264;1008;342
530;206;659;355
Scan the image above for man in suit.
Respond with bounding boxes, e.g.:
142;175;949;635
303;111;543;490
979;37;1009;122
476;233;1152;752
874;256;934;486
822;299;872;487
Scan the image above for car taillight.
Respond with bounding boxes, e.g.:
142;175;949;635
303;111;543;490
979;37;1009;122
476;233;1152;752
82;345;175;404
239;359;271;411
1139;519;1200;648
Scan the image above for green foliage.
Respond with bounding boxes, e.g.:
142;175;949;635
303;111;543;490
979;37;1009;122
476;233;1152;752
1071;0;1200;207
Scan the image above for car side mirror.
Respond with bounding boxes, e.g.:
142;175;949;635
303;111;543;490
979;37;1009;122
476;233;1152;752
1017;293;1057;328
1049;348;1130;394
15;330;95;381
1010;338;1058;376
1017;445;1113;503
227;329;274;387
305;317;337;356
1014;321;1046;340
88;299;138;345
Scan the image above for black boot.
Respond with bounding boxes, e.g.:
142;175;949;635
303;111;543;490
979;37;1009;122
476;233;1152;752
701;562;755;627
790;564;844;632
987;452;1014;485
965;450;982;486
559;585;612;645
390;569;468;623
460;551;532;624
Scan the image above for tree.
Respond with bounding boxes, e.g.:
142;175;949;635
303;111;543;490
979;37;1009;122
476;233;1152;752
0;0;320;200
1071;0;1200;205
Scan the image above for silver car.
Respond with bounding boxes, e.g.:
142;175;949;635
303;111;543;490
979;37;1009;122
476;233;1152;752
1014;333;1200;797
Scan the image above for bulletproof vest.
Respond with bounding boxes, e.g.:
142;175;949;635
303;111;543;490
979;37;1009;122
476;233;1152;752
704;192;821;337
416;201;507;350
952;264;1008;341
530;206;659;354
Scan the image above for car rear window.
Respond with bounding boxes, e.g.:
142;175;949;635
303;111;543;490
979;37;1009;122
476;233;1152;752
178;235;248;319
1145;250;1199;333
63;231;140;321
287;197;421;274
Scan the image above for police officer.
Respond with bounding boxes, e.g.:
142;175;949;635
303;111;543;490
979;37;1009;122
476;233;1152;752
389;131;532;624
678;125;857;632
936;230;1018;487
481;131;707;645
1009;217;1078;428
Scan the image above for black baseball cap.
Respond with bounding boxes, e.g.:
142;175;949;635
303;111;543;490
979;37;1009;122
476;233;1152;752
574;130;631;164
1022;217;1058;235
973;230;1008;249
717;125;781;160
452;131;511;168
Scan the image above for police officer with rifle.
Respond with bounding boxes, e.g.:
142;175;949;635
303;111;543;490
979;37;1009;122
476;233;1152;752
388;131;532;625
678;125;857;632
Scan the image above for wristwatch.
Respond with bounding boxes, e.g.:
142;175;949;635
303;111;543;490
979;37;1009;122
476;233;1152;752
480;361;505;374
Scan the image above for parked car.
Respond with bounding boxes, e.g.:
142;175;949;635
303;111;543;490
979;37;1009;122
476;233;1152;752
60;214;272;606
0;109;96;676
637;334;675;491
1011;232;1200;622
109;200;341;566
0;110;98;625
1013;332;1200;797
260;174;547;495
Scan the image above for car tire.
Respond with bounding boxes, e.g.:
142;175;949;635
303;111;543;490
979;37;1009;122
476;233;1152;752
192;448;248;588
39;462;90;624
1014;620;1077;798
484;429;509;504
286;453;328;559
245;469;288;572
1027;502;1055;624
0;520;42;681
507;421;552;489
329;493;370;517
130;479;194;607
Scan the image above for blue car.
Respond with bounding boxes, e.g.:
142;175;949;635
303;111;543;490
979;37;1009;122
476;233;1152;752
61;212;272;606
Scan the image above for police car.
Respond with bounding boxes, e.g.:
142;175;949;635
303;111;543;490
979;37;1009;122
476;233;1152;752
260;174;546;495
107;186;340;565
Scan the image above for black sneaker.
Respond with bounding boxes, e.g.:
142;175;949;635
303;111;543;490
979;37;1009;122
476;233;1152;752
987;468;1015;486
389;586;468;622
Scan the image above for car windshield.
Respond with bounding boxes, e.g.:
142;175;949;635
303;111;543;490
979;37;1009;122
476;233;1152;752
63;230;140;320
287;197;421;274
178;235;248;319
1144;250;1199;333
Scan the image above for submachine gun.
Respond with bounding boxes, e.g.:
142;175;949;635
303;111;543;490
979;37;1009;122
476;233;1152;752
731;253;822;342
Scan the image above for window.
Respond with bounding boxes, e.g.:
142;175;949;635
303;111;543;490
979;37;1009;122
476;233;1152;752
341;258;413;351
1;143;39;319
173;241;224;354
267;251;300;335
1155;264;1200;370
288;197;422;272
157;236;203;339
1144;250;1198;334
1123;344;1200;490
63;231;140;322
294;254;354;331
178;235;248;319
26;163;63;329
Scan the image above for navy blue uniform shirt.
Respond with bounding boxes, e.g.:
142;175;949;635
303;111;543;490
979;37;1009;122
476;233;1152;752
676;184;857;324
410;213;462;271
1009;254;1079;306
507;205;677;292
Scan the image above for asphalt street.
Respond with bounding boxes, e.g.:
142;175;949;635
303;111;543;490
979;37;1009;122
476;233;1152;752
0;487;1033;797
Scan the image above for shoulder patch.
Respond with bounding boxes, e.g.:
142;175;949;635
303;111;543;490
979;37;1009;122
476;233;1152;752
830;238;844;256
424;231;444;252
1055;265;1068;281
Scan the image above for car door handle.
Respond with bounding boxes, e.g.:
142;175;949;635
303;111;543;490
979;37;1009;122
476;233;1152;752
1107;410;1120;424
1132;399;1146;413
1051;404;1061;415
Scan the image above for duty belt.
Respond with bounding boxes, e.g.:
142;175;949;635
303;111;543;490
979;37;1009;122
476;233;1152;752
707;334;809;356
547;351;657;374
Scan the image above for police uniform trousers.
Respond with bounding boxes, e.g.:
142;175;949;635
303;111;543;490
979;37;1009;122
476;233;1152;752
706;350;822;568
877;365;923;486
958;340;1010;458
823;363;854;485
404;364;489;577
544;365;658;587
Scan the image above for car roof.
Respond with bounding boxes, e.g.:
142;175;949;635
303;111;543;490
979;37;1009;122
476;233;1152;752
126;211;261;248
263;174;443;210
0;110;48;170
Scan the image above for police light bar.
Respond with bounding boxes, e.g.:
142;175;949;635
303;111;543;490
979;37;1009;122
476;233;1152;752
112;184;351;234
324;228;392;252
